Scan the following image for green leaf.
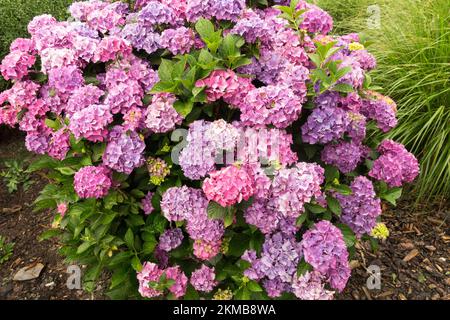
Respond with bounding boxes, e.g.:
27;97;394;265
195;19;216;42
296;213;308;227
228;233;250;257
150;81;177;94
77;241;93;254
332;184;353;196
305;203;327;214
325;166;339;183
131;256;142;272
173;100;194;118
158;59;174;82
45;118;61;130
326;196;342;216
38;229;61;242
247;281;263;292
55;167;76;176
124;228;135;250
297;259;313;276
381;187;402;206
336;223;356;248
333;83;354;93
207;201;227;220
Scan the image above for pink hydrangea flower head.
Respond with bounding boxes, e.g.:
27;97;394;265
193;239;222;261
202;165;255;207
57;202;69;217
292;271;335;300
369;140;419;187
74;166;112;199
240;85;302;129
141;192;155;215
47;129;70;160
69;104;113;142
0;51;36;80
145;93;183;133
165;266;188;298
93;36;132;62
190;265;218;292
137;262;164;298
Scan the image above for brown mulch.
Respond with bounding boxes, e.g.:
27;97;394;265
0;127;449;300
339;197;449;300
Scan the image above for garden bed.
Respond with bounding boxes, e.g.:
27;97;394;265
0;129;448;300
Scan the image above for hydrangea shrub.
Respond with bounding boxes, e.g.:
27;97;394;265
0;0;419;300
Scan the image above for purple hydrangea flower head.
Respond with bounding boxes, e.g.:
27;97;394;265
186;0;212;22
361;91;398;133
369;140;419;187
66;85;104;116
301;105;350;144
158;228;184;252
336;176;382;237
301;221;350;292
161;186;207;222
74;166;112;199
190;265;218;292
48;66;84;95
245;199;280;235
299;3;333;34
120;22;161;55
102;126;145;174
321;140;364;174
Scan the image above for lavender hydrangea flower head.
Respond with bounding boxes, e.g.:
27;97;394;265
74;166;112;199
211;0;246;22
242;232;302;297
270;162;324;219
120;21;161;55
190;265;218;292
336;176;382;237
66;85;104;116
161;186;208;222
103;126;146;174
138;1;175;26
158;228;184;252
186;0;212;22
179;120;216;180
301;221;350;292
160;27;195;55
244;199;280;235
302;105;350;145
